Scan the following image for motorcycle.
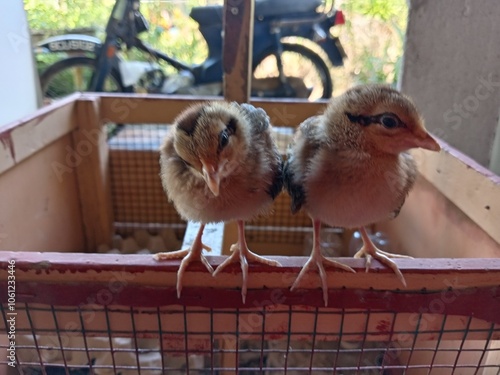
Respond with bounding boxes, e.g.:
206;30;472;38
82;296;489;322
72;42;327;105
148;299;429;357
37;0;346;101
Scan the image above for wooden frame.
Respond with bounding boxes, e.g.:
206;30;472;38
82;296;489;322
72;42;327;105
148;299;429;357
1;0;499;371
1;93;500;372
1;251;500;323
1;92;499;254
2;249;500;372
412;140;500;245
0;93;78;175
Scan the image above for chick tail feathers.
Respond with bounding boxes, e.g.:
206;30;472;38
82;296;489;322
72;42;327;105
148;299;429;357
267;158;284;200
283;158;306;214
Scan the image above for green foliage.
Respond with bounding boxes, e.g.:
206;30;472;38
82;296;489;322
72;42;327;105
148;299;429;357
129;3;208;68
342;0;408;25
36;53;65;75
337;0;408;87
26;0;407;91
25;0;209;71
24;0;114;32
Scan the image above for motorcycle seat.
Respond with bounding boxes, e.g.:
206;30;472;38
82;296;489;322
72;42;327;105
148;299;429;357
191;0;322;26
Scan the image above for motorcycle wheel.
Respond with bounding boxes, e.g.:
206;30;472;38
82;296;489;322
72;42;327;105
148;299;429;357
252;43;333;100
40;56;124;101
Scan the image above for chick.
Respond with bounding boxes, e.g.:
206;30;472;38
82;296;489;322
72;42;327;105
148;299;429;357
154;101;283;302
284;84;440;306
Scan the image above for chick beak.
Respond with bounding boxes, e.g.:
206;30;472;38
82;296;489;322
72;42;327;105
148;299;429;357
201;160;220;196
415;132;441;152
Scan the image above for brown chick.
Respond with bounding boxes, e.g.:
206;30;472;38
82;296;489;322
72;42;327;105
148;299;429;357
284;84;440;306
154;101;283;303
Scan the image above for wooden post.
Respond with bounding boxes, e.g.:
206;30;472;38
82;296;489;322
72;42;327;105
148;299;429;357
223;0;254;103
74;96;114;250
221;5;254;371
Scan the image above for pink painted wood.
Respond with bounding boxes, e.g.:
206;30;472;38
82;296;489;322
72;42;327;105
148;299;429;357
1;251;499;324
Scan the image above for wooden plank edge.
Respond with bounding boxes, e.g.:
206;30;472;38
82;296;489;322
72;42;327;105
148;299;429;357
1;251;499;294
412;136;500;244
0;93;81;175
96;93;325;126
74;97;114;249
98;93;221;124
2;250;499;273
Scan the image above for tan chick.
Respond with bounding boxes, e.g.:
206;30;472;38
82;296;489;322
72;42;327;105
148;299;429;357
284;84;440;306
154;101;283;303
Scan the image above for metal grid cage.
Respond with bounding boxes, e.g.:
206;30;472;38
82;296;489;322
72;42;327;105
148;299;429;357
3;304;500;374
2;253;500;374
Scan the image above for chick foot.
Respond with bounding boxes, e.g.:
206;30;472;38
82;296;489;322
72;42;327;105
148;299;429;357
291;220;355;307
153;223;214;298
212;220;281;304
353;227;412;287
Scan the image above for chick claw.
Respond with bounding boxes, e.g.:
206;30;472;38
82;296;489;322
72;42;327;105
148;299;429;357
213;243;281;304
354;246;412;287
291;251;355;307
154;243;213;299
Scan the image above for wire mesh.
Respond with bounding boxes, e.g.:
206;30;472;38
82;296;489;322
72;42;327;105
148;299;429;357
107;124;185;236
2;301;500;374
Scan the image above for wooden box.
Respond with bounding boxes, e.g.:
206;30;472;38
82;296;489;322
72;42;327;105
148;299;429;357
0;93;499;374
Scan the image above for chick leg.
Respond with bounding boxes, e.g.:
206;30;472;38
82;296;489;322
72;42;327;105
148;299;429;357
153;223;214;298
291;219;355;306
353;227;412;287
213;220;281;304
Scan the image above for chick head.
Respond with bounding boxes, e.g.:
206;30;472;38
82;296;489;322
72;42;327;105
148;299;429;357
326;84;440;155
173;102;249;196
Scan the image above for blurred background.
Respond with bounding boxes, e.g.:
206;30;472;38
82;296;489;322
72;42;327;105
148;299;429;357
19;0;500;173
25;0;408;97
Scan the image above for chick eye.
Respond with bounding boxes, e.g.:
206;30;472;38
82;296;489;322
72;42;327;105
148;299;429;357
219;129;229;149
380;114;399;129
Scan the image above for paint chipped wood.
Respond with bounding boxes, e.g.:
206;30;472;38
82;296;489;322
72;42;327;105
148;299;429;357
0;93;79;175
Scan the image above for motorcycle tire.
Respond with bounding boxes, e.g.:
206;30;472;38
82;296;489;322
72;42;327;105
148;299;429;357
252;43;333;100
40;56;124;101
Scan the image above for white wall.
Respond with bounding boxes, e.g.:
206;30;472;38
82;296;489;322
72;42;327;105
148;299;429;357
0;0;40;126
401;0;500;169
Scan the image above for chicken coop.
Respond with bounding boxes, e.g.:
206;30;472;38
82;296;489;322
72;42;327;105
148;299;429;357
0;91;499;374
2;1;500;374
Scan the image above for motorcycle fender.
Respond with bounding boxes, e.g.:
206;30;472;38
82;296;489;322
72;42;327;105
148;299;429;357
35;34;101;54
318;36;346;67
